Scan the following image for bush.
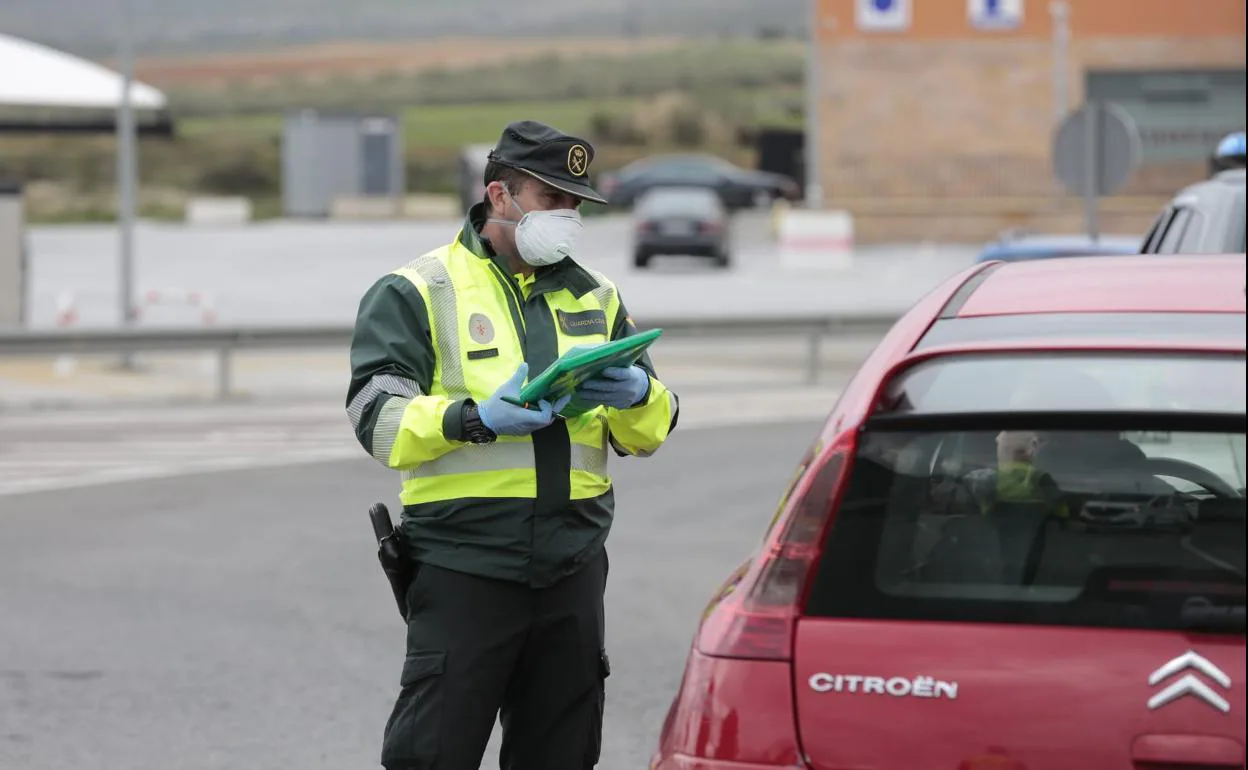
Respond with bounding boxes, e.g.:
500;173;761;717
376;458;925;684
668;108;707;147
196;153;280;196
160;39;807;115
405;153;458;195
586;111;647;146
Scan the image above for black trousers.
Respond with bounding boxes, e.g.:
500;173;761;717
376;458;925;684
380;551;610;770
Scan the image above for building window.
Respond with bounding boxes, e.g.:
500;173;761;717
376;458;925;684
1085;69;1247;163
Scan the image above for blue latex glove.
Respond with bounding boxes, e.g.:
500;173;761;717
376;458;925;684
576;365;651;409
477;363;572;436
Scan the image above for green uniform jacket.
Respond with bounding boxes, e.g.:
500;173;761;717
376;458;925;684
346;203;679;588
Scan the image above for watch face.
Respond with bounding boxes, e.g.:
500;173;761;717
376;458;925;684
463;405;494;443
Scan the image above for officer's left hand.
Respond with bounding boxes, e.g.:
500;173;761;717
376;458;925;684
576;365;650;409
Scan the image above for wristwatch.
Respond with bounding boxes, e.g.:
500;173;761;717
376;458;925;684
461;400;497;445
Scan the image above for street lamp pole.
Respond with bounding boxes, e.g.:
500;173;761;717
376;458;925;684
1050;1;1071;125
116;0;137;340
804;0;823;208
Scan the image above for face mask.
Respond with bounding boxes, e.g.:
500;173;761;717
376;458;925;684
488;192;583;267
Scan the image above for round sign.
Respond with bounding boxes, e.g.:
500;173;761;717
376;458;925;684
1052;101;1142;197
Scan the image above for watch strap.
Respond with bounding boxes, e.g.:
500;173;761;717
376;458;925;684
461;400;497;444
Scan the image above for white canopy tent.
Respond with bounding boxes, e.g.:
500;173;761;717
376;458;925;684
0;32;166;111
0;31;172;336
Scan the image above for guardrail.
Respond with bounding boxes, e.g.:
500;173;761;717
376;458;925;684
0;314;900;399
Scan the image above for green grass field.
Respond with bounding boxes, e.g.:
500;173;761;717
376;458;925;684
180;96;645;149
9;38;807;221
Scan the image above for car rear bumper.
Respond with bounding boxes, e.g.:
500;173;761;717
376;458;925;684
637;236;724;255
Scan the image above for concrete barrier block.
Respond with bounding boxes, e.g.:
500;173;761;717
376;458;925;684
778;208;855;270
401;195;461;220
329;196;402;220
185;197;253;226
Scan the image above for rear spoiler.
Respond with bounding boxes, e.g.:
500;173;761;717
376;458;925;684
868;344;1246;418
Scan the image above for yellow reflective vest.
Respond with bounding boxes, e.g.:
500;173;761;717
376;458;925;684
346;204;679;587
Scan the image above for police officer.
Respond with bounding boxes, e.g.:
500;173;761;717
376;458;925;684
345;120;680;770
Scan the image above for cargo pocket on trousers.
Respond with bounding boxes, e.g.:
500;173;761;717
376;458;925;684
585;649;610;768
380;650;446;770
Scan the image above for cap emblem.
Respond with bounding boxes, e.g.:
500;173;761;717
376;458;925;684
567;144;589;177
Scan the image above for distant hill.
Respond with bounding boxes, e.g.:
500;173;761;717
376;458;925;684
1;0;808;58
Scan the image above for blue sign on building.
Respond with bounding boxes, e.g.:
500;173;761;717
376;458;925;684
857;0;911;31
969;0;1024;30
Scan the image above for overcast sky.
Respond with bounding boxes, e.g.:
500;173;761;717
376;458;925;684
0;0;806;57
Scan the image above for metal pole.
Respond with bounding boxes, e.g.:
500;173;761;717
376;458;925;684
806;330;822;385
116;0;138;348
624;0;640;41
1050;1;1070;125
804;0;824;208
1083;101;1100;242
217;347;232;400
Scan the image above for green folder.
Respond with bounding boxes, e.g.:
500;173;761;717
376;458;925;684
503;328;663;417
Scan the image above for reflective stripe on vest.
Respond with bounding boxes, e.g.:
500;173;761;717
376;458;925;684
585;267;616;327
412;254;472;401
346;373;423;464
401;439;607;479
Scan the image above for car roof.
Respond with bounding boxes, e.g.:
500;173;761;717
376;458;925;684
977;235;1140;261
618;153;736;174
637;185;721;199
987;237;1138;250
954;254;1247;317
991;233;1140;249
1214;168;1246;185
1176;168;1246;201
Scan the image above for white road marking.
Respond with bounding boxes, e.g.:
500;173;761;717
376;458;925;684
0;388;838;497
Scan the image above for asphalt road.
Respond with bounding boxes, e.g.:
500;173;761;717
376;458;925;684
26;214;978;328
0;408;823;770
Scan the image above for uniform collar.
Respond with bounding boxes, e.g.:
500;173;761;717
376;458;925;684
458;202;599;299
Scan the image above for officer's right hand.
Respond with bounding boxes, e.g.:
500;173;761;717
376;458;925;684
477;363;572;436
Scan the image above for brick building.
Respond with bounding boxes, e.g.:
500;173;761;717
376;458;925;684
811;0;1246;242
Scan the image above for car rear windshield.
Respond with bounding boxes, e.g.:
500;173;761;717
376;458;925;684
636;189;722;216
805;425;1246;632
806;354;1247;633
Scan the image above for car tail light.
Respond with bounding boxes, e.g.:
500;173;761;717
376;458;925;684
698;221;723;234
697;431;856;661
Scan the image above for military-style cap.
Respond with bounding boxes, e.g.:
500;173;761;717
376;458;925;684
487;120;607;205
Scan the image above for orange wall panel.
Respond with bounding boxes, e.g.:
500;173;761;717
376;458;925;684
817;0;1247;41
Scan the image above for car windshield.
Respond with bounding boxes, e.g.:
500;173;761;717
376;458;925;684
805;352;1247;633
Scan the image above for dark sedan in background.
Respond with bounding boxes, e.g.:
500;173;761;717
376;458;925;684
599;153;800;210
631;186;731;269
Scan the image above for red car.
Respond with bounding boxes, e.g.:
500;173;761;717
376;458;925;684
652;254;1247;770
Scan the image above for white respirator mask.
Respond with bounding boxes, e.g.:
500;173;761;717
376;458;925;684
488;190;583;267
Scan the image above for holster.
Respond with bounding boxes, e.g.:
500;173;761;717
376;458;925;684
368;502;415;622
